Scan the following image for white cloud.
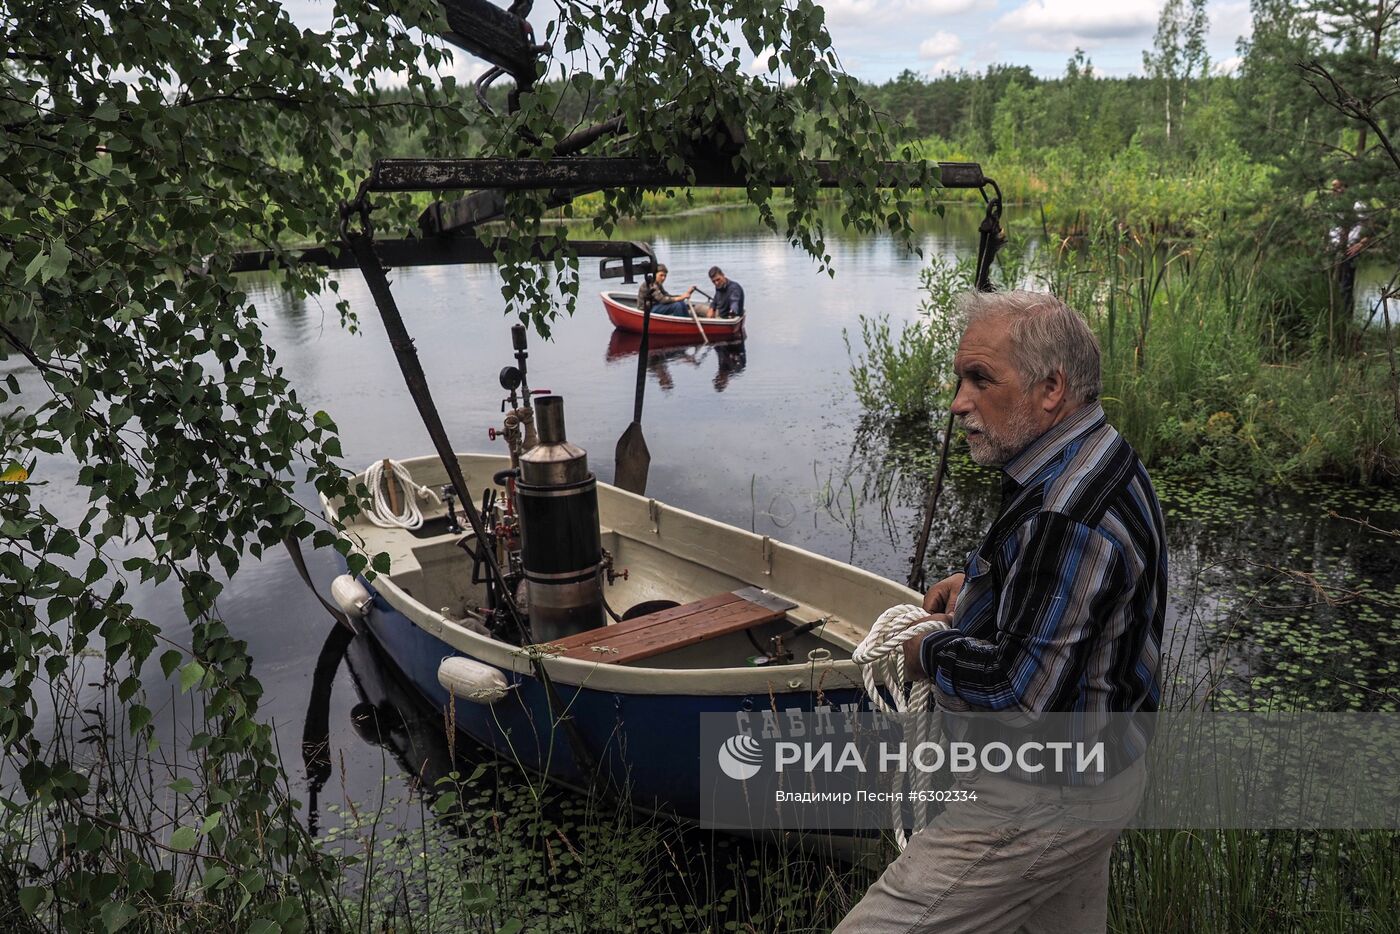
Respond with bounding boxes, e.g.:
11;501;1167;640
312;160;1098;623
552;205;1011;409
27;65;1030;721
824;0;884;22
996;0;1159;46
747;45;778;74
904;0;990;14
826;0;991;24
280;0;334;32
1212;54;1242;75
1209;1;1252;55
744;45;797;84
919;30;964;73
918;31;963;59
448;56;492;85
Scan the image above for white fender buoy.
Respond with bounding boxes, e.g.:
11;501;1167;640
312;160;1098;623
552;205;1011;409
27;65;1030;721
437;656;509;704
330;574;374;618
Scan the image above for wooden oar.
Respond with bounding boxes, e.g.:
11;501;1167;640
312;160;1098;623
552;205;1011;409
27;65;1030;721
614;302;653;494
685;297;710;345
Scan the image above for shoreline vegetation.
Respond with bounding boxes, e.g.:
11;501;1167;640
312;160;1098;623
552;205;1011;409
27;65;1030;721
556;153;1397;484
404;62;1400;487
6;0;1399;929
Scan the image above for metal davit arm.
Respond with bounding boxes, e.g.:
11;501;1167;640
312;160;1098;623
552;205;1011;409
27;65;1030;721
228;237;653;274
335;197;602;778
367;156;984;192
396;158;987;235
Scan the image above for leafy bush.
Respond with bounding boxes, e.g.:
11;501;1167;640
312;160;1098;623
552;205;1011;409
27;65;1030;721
845;254;994;426
846;223;1400;483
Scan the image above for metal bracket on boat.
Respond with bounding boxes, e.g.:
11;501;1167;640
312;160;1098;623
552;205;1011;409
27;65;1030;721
733;586;796;614
599;249;654;284
647;498;661;534
761;535;774;576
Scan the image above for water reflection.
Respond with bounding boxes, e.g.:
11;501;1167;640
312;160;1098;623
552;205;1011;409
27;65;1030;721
10;202;1395;849
301;623;353;836
605;331;749;393
301;623;461;836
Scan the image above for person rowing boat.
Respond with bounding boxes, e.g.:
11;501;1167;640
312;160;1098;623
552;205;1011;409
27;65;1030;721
694;266;744;319
636;264;696;317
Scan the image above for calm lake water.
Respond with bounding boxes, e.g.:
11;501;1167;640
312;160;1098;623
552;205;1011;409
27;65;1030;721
12;205;1400;834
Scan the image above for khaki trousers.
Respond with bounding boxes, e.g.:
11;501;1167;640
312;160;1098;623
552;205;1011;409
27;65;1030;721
834;759;1145;934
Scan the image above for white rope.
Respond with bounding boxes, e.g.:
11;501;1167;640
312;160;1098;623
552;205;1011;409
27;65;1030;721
362;458;441;530
852;604;951;850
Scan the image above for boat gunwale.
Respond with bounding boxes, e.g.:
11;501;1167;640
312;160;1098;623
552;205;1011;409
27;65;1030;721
600;289;746;332
319;453;913;696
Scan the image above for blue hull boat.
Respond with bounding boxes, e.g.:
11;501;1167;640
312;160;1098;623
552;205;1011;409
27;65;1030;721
321;453;917;825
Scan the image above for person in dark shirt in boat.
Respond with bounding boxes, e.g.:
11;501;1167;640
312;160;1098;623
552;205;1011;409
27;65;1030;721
698;266;744;319
837;291;1165;934
636;264;696;317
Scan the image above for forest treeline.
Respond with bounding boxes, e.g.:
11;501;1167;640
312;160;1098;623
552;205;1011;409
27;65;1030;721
858;0;1400;483
382;0;1399;480
391;1;1396;273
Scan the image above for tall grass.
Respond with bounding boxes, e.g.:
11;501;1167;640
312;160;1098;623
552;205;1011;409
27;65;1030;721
847;226;1400;483
842;251;985;428
316;738;1398;932
32;572;1391;932
909;135;1277;231
300;531;1400;933
1110;829;1398;933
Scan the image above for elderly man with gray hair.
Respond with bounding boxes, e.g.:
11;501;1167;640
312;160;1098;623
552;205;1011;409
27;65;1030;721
837;291;1166;933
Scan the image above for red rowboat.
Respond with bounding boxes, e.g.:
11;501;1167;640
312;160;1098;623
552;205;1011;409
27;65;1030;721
600;290;746;339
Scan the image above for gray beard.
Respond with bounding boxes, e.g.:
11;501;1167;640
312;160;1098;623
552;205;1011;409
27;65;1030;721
963;399;1041;467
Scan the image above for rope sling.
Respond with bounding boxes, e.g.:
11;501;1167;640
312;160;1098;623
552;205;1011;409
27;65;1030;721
362;457;441;530
852;606;951;850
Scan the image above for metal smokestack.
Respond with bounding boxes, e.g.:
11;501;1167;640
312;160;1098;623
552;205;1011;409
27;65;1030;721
515;396;605;642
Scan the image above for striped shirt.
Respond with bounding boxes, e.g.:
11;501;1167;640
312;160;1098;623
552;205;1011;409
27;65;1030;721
918;402;1166;783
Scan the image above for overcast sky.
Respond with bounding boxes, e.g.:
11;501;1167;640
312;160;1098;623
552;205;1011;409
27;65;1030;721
285;0;1254;84
818;0;1252;80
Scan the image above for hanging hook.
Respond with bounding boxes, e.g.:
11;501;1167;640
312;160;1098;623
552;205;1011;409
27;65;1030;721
475;65;505;116
973;176;1005;293
338;186;375;243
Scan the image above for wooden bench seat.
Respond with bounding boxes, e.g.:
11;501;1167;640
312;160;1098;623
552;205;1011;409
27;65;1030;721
545;587;797;665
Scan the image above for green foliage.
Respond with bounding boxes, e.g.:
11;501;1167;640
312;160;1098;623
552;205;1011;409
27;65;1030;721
846;252;1005;425
327;770;722;931
482;0;940;334
1233;0;1322;164
847;7;1400;483
845;314;947;426
0;0;463;922
318;766;1400;933
848;226;1400;482
1112;830;1399;933
1143;0;1210;147
0;0;958;927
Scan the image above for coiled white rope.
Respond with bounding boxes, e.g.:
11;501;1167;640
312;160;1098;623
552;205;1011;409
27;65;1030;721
362;458;440;530
852;604;951;849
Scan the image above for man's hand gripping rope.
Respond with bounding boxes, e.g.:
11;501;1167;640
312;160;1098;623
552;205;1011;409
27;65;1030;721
852;605;952;849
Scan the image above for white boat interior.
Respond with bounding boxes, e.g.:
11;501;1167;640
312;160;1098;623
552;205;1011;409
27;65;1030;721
322;454;919;695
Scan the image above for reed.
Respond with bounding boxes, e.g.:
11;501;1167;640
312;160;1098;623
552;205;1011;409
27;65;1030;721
847;226;1400;483
317;758;1397;932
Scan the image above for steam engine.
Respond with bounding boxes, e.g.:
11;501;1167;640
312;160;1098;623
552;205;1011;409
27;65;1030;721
462;326;609;645
514;396;605;642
